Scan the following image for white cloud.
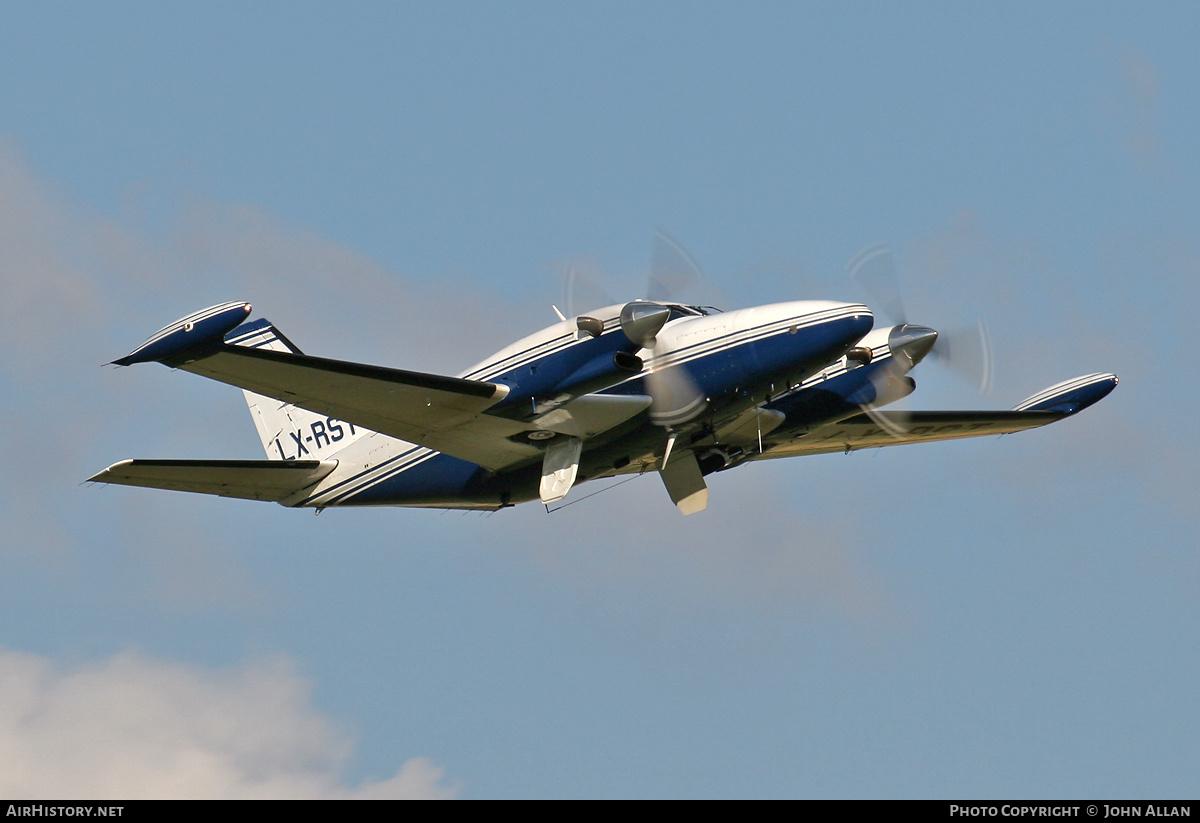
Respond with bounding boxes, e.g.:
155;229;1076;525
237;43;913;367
0;648;457;799
0;140;106;377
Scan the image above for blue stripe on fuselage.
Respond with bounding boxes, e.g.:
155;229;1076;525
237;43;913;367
298;309;870;507
335;451;499;507
637;310;873;403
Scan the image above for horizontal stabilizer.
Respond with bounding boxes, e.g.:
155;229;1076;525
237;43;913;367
88;459;337;501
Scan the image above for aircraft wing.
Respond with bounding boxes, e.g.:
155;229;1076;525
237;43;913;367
88;459;337;501
752;409;1063;459
111;303;539;471
753;373;1118;460
176;345;538;470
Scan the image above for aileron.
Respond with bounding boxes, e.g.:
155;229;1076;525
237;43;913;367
755;410;1064;460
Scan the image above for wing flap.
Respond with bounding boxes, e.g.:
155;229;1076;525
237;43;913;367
173;346;538;471
754;373;1117;460
755;410;1064;460
88;459;338;501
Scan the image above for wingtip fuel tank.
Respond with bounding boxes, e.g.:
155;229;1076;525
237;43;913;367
112;302;252;366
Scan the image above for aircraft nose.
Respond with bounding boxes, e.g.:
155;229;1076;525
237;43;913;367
888;324;938;367
845;306;874;343
819;303;874;358
806;302;874;367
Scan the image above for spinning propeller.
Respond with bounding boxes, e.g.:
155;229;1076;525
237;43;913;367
623;233;711;464
557;231;711;466
847;242;994;393
847;242;994;435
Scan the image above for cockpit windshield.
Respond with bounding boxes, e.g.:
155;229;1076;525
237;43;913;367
665;304;722;320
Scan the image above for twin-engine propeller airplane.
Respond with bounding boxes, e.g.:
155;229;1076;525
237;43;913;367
90;264;1117;515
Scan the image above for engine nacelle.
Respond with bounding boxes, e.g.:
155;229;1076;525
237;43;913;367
846;371;916;408
550;351;643;399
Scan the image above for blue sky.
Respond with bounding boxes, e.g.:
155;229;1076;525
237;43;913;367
0;2;1196;798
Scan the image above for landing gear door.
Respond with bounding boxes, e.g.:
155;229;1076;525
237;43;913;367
540;436;584;504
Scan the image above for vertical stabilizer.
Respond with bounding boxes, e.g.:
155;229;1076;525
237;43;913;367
225;319;368;461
